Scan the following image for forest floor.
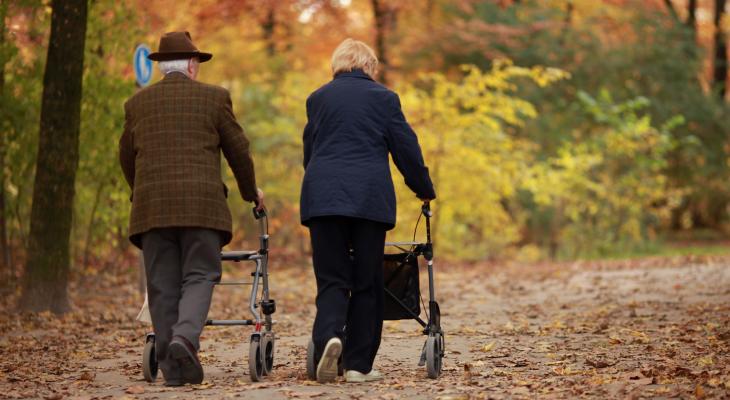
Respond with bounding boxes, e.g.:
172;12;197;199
2;253;730;399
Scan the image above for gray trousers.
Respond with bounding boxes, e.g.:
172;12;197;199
141;227;222;379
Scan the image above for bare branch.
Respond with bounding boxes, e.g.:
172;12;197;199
663;0;680;22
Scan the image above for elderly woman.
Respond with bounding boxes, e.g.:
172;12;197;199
301;38;436;383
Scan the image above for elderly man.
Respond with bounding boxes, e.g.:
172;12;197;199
119;31;264;386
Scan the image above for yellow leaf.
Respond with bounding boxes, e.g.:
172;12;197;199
480;341;496;352
696;356;714;367
630;330;650;343
608;335;622;344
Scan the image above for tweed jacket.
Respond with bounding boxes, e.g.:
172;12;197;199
119;72;257;248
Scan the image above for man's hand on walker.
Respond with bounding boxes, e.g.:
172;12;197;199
255;188;266;212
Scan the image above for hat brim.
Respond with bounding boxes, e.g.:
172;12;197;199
148;51;212;63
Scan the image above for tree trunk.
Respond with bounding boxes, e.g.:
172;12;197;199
713;0;728;99
0;1;10;285
687;0;697;36
426;0;434;31
20;0;88;314
262;1;276;57
371;0;396;85
559;1;574;47
664;0;680;21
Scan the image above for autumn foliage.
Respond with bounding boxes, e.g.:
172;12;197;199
1;0;729;274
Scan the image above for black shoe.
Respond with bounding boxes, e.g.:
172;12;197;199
164;379;183;387
168;336;204;384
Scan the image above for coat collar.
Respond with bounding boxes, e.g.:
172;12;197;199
162;71;191;82
334;69;374;81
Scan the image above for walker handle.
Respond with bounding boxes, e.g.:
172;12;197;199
253;206;267;220
421;201;432;218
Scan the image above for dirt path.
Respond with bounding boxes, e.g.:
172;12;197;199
2;255;730;399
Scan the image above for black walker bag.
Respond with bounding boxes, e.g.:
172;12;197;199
383;252;421;320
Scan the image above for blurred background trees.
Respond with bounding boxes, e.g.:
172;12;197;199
1;0;729;306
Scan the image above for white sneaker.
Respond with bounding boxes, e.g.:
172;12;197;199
345;369;383;383
316;338;342;383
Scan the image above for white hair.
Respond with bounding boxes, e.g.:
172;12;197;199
331;38;378;77
158;59;192;76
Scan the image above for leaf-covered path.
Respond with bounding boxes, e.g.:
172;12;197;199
2;255;730;399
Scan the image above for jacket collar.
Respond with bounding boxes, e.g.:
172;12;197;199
334;69;374;81
162;71;191;82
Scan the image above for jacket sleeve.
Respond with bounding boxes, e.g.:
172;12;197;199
119;101;135;191
217;90;258;202
385;92;436;200
302;96;314;169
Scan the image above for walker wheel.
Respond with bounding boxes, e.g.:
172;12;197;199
306;339;316;380
249;336;264;382
142;334;158;382
306;338;343;380
425;333;443;379
262;333;275;376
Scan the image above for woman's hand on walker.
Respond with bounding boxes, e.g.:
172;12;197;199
255;188;266;212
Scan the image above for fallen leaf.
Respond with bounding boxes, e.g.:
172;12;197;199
696;356;714;367
695;384;705;399
436;395;469;400
630;377;654;385
192;383;214;390
630;330;650;343
78;371;95;381
608;334;622;344
480;341;496;352
586;358;614;368
125;386;145;395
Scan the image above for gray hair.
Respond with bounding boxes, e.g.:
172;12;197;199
158;59;192;76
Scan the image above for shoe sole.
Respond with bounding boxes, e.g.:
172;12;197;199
345;373;383;383
168;342;204;384
316;339;342;383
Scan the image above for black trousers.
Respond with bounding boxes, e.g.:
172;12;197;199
141;227;222;380
309;216;387;374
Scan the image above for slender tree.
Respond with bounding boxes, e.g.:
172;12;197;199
713;0;728;99
687;0;697;35
262;0;276;57
664;0;680;21
0;1;9;284
371;0;397;84
559;1;574;46
20;0;88;313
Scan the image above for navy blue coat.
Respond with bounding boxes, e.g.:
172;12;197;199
300;69;436;229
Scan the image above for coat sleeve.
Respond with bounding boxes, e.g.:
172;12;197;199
302;96;314;169
119;101;135;191
385;92;436;200
217;90;258;202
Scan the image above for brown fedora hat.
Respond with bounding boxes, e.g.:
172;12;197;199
148;31;212;62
